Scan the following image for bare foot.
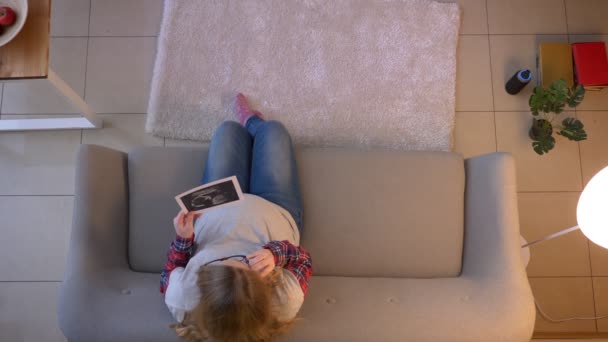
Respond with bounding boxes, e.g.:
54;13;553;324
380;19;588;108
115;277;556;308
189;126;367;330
235;93;264;126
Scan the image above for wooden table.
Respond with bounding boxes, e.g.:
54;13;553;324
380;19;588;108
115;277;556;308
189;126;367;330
0;0;101;131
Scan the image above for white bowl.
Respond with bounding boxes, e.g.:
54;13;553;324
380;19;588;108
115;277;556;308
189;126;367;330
0;0;28;47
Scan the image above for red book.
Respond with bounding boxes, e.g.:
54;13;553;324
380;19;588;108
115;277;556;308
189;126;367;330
572;42;608;86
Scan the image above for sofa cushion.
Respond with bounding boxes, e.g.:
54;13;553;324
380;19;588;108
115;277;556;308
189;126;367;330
128;147;210;272
296;149;464;278
279;275;530;342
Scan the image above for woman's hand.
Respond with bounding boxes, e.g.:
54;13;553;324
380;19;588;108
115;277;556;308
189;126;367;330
247;249;276;277
173;211;201;239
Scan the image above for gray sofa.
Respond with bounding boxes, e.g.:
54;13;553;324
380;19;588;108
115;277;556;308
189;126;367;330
58;144;535;342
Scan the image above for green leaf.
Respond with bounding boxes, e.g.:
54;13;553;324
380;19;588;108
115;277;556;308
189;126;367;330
553;79;566;91
563;117;583;129
558;117;588;141
532;135;556;155
529;86;551;115
528;79;583;116
567;85;585;108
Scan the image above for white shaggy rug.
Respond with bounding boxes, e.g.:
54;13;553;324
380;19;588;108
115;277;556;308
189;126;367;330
147;0;461;150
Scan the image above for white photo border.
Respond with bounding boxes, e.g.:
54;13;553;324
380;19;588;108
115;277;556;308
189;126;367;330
174;175;244;213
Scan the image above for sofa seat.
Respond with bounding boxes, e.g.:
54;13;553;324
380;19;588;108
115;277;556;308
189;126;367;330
286;275;533;342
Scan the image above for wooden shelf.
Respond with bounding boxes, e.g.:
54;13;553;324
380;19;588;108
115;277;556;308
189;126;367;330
0;0;50;79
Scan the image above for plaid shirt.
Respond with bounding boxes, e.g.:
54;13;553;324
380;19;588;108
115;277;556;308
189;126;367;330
160;234;194;294
263;240;313;295
160;237;313;296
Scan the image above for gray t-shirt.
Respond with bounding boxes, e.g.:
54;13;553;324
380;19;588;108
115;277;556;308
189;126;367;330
164;194;303;323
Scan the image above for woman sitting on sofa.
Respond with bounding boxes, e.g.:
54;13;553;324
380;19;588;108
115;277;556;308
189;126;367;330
159;93;313;342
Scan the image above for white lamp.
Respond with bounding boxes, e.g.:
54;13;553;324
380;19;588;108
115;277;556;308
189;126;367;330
577;166;608;249
521;165;608;323
522;165;608;253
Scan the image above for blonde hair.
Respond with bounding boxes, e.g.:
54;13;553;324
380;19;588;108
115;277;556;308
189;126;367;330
170;265;295;342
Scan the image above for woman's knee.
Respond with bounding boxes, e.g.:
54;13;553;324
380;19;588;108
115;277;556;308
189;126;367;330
213;120;248;139
216;120;244;133
260;120;290;139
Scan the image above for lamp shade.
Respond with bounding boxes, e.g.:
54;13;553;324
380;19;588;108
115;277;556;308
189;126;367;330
577;166;608;249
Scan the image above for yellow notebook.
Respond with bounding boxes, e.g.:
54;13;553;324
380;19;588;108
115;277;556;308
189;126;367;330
538;43;574;87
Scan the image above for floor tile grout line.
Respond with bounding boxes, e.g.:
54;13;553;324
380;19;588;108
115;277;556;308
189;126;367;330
1;112;148;116
0;281;62;283
591;258;600;333
527;275;597;279
51;35;159;38
485;0;491;35
484;0;498;153
0;82;3;119
576;141;586;185
461;32;603;36
87;0;92;36
80;0;93;145
455;110;496;113
456;109;608;113
562;0;570;35
0;194;74;197
83;0;92;101
517;190;582;193
575;114;585;187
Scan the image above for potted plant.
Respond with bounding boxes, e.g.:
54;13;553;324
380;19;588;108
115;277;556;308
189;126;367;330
528;79;587;155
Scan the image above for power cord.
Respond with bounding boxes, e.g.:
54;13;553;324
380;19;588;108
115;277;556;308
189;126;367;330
535;298;608;323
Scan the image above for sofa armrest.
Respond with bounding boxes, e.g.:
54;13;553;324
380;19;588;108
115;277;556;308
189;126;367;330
463;152;522;278
64;144;130;273
462;153;535;338
58;145;130;338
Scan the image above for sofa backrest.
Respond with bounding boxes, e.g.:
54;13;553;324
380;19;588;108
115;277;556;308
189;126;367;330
297;149;464;277
128;146;464;278
128;147;209;273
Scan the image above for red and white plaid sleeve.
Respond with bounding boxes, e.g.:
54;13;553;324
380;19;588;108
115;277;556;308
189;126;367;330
160;234;194;294
263;240;313;296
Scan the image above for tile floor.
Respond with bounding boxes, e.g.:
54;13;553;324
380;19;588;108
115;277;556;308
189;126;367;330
1;0;608;340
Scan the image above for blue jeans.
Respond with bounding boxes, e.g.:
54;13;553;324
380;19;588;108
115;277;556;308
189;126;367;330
201;117;303;231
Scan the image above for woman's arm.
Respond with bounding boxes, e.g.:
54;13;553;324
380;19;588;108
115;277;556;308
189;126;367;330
160;234;195;293
160;211;201;294
263;240;313;296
